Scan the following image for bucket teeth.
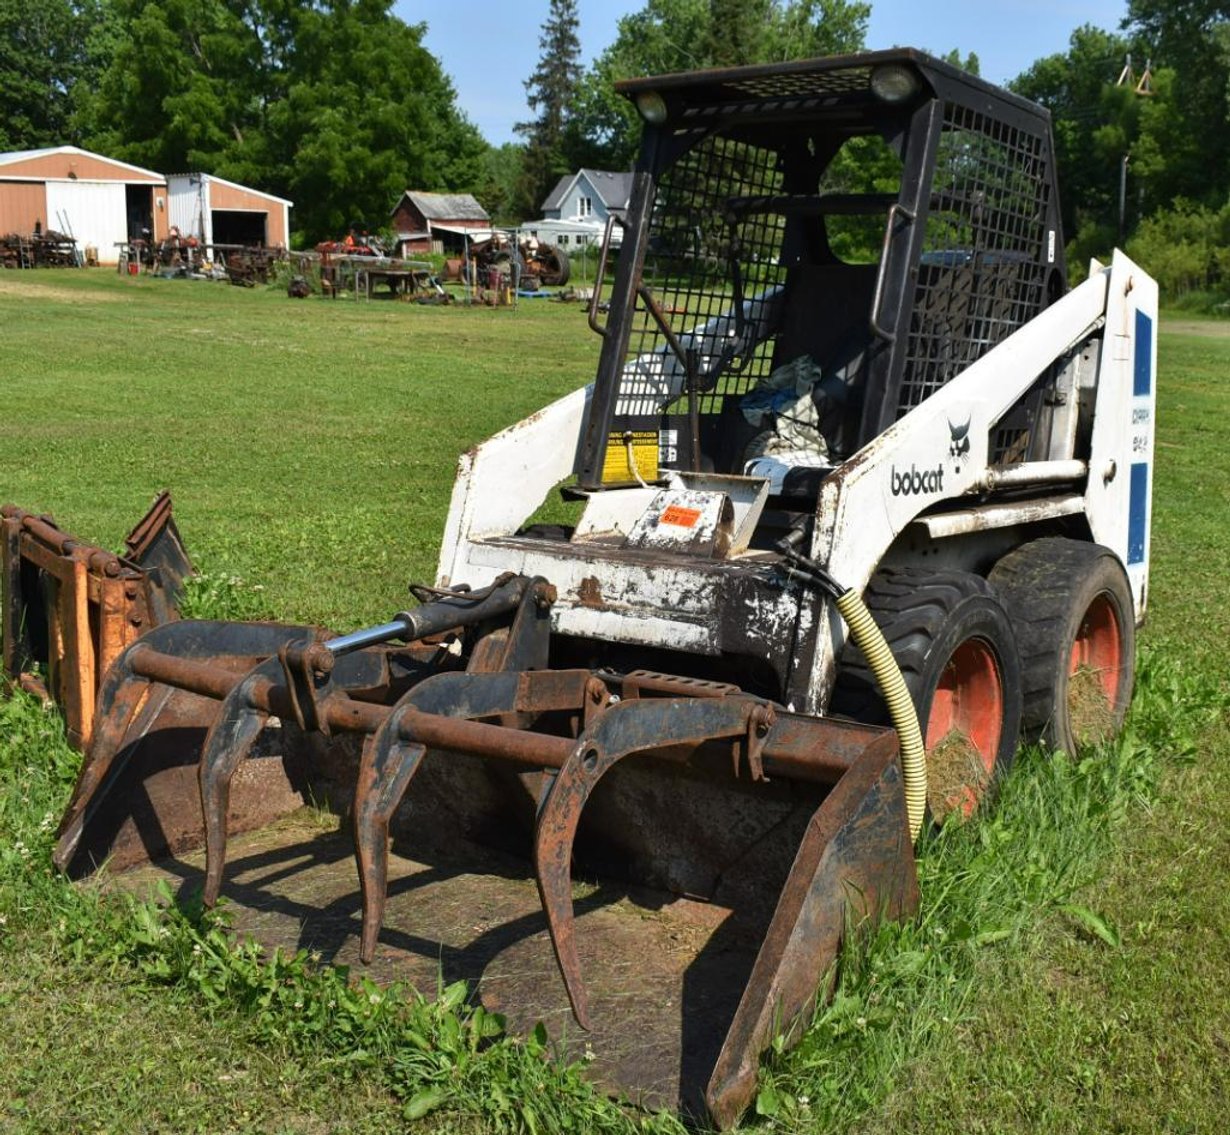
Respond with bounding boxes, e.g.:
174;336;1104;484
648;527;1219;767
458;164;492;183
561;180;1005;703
197;657;282;905
53;643;155;872
354;705;428;963
533;697;759;1030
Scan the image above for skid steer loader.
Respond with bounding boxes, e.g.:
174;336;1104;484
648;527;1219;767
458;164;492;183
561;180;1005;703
43;50;1156;1127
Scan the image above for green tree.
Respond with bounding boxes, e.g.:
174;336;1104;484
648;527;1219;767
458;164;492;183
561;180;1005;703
516;0;582;217
79;0;485;243
1011;25;1140;248
1124;0;1230;211
760;0;869;62
706;0;771;67
0;0;107;150
564;0;869;172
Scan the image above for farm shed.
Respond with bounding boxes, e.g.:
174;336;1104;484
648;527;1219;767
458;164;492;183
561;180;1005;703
391;191;489;255
165;174;292;249
0;146;167;264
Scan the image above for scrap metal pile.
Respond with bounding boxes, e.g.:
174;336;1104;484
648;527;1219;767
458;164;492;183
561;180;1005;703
222;246;287;287
466;232;571;290
0;229;80;269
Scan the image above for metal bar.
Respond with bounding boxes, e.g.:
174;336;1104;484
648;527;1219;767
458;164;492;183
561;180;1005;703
63;555;94;748
1;515;23;681
869;202;915;342
396;705;574;769
976;459;1087;490
325;577;532;656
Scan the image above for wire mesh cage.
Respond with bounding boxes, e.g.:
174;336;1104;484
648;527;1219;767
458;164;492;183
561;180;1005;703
898;103;1054;418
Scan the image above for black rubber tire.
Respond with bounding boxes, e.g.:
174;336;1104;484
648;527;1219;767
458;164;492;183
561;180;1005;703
542;247;571;286
831;567;1023;820
989;538;1135;755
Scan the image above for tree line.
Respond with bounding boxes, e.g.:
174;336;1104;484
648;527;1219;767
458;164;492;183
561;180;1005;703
3;0;1229;301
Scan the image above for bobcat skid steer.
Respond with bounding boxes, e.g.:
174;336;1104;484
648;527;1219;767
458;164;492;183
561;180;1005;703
47;50;1156;1127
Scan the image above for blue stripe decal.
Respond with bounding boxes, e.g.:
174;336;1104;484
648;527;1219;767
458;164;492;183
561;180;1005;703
1134;309;1153;396
1128;462;1149;564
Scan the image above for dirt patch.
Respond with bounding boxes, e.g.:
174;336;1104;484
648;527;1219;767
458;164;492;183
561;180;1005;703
0;274;125;302
1068;664;1115;746
1162;318;1230;338
927;729;992;822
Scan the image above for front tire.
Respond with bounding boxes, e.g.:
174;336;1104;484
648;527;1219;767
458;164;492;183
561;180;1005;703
989;538;1135;755
831;568;1023;822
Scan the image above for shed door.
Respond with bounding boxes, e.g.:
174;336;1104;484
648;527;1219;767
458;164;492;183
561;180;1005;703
45;182;127;258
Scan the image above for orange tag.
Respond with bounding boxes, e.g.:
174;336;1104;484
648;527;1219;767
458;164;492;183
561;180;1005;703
659;505;702;528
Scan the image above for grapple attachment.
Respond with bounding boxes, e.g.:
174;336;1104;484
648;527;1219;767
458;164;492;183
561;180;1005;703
54;573;917;1127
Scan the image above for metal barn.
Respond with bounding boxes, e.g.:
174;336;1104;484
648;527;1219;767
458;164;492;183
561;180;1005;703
165;174;292;250
0;146;168;264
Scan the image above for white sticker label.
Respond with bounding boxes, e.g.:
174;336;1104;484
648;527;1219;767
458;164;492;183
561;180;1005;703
1047;229;1056;264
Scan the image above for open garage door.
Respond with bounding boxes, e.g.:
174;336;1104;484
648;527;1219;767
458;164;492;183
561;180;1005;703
212;209;267;246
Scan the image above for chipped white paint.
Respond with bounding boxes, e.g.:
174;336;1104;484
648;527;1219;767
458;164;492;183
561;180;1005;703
1084;251;1158;618
912;493;1086;539
668;472;770;556
573;487;662;541
437;384;591;587
625;488;732;555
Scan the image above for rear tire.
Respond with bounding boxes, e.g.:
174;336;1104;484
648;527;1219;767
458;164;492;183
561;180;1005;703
831;568;1023;822
989;538;1135;755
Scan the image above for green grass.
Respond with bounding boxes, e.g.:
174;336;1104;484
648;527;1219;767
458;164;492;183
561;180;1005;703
1;271;1228;1133
0;270;601;627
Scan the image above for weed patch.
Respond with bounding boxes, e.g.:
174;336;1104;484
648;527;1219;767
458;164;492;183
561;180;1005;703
752;650;1227;1131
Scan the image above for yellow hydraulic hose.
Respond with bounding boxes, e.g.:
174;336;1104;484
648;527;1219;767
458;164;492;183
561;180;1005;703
835;588;927;841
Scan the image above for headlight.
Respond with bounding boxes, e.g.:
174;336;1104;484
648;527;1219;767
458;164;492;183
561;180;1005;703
635;90;669;124
870;64;921;103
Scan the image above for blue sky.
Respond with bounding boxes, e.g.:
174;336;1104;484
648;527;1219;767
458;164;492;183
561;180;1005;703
394;1;1130;147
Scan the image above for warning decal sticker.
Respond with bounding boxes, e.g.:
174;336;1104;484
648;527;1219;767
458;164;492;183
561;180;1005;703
659;505;702;528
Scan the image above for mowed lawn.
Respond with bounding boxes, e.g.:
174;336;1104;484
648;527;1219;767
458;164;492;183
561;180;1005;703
0;270;602;627
0;270;1226;1134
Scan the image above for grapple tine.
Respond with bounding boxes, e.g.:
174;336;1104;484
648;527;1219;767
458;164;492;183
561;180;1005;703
354;707;428;963
197;656;283;905
53;643;155;871
534;697;758;1030
351;669;589;964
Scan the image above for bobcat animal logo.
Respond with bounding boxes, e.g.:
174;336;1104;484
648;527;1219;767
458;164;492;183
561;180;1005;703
948;416;971;470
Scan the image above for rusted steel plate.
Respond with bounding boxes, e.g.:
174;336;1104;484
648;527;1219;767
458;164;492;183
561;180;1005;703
115;817;776;1118
1;493;192;749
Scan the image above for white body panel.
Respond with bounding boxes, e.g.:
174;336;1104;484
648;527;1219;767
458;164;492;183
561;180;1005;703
1084;251;1158;613
438;252;1157;712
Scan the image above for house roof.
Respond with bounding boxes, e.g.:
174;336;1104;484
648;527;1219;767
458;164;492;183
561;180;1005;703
0;145;164;182
541;169;634;213
394;191;489;222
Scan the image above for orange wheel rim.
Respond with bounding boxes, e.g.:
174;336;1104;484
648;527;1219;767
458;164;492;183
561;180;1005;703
1069;593;1122;704
925;639;1003;819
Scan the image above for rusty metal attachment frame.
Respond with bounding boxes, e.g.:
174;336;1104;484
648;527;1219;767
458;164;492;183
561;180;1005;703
2;492;191;749
50;571;917;1127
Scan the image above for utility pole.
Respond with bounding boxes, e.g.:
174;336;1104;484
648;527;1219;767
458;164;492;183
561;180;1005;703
1113;54;1155;241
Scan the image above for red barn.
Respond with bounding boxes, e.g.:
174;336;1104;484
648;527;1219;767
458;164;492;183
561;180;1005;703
391;191;490;256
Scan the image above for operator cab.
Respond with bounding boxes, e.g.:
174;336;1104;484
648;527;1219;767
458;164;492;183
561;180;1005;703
576;50;1067;502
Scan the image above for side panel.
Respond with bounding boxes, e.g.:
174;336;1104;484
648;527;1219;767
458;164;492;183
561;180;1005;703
0;181;48;234
806;269;1113;709
166;175;208;242
1084;249;1158;620
436;384;592;587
